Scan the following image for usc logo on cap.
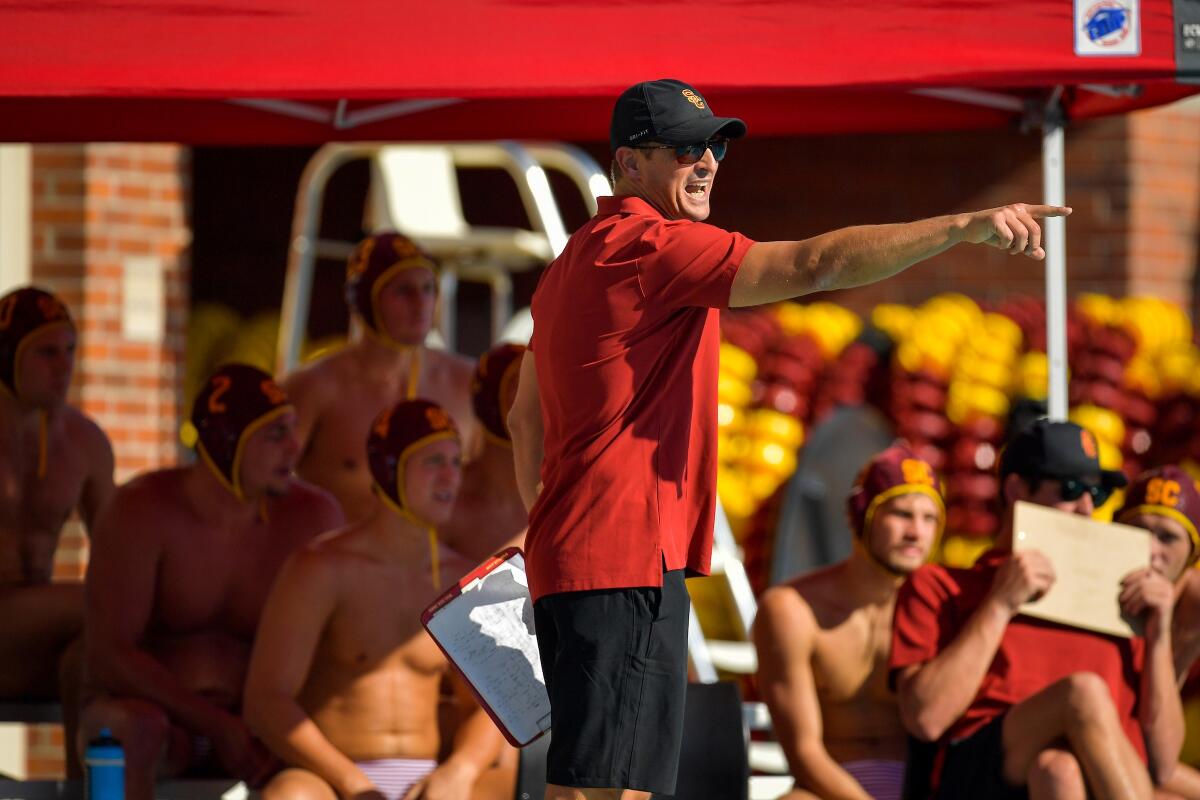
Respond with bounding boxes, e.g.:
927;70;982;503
1081;430;1098;459
681;89;706;109
425;406;453;431
1146;477;1182;508
900;458;935;486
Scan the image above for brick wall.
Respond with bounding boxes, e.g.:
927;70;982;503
32;144;190;484
25;143;190;779
1125;99;1200;311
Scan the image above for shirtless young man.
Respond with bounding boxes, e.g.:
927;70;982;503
245;399;510;800
1116;467;1200;800
0;287;114;704
284;232;477;522
82;364;344;800
440;343;528;562
754;445;942;800
1113;466;1200;678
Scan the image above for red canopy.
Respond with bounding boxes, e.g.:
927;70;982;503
2;0;1197;142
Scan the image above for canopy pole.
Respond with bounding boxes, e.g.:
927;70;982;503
1041;91;1068;421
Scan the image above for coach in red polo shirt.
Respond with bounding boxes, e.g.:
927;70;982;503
507;77;1069;800
891;420;1183;799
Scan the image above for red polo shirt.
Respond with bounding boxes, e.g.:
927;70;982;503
890;549;1147;760
525;195;755;602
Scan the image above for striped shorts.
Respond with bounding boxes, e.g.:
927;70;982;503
356;758;438;800
842;759;905;800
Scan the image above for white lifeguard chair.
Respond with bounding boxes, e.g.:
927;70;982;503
275;141;610;374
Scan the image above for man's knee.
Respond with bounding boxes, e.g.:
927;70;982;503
1028;749;1085;795
1061;671;1119;730
262;768;337;800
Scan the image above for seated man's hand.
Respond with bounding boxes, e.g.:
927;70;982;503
987;549;1056;614
402;758;480;800
210;713;279;786
1120;567;1175;638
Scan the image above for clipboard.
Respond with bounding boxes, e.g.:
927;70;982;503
421;547;551;747
1013;501;1150;638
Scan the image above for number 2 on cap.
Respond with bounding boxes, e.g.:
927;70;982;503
208;375;232;414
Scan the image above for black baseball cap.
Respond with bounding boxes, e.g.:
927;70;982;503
610;79;747;152
998;418;1128;489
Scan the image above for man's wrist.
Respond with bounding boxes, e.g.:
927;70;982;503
334;768;376;798
981;595;1017;625
947;212;971;244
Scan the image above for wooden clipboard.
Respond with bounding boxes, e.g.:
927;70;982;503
421;547;551;747
1013;501;1150;638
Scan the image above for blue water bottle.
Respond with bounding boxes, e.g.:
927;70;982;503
85;728;124;800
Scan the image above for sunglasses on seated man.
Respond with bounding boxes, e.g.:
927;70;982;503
631;139;729;164
1030;475;1114;506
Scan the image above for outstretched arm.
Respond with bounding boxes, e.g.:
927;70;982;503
730;204;1071;307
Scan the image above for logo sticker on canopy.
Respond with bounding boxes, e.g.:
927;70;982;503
1075;0;1140;56
1178;0;1200;83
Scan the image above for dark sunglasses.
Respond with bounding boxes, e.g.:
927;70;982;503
1056;478;1113;506
632;139;728;164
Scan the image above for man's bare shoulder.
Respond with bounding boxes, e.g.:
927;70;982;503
426;347;475;382
301;522;379;566
97;468;189;532
58;405;112;453
788;562;857;609
275;525;371;595
272;478;345;531
757;581;820;643
282;347;360;397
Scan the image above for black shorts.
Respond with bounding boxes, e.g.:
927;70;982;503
533;569;690;794
936;714;1027;800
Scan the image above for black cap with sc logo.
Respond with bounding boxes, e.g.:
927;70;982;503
610;78;747;152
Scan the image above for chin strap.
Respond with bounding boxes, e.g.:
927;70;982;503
406;347;422;401
36;409;47;479
374;485;441;590
396;507;441;591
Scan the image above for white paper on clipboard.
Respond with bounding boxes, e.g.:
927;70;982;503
1013;501;1149;638
422;548;551;746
